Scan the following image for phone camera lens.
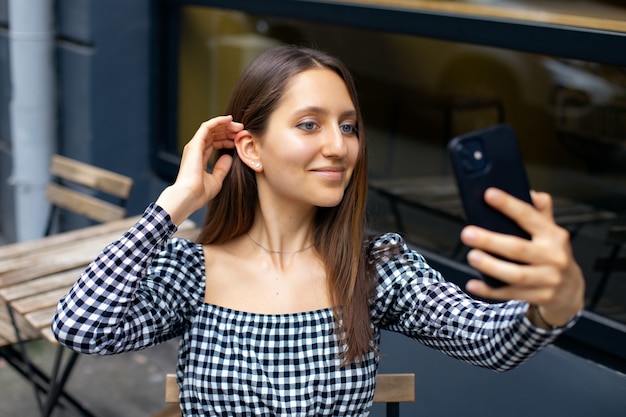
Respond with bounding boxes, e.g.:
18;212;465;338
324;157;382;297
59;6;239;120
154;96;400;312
457;138;488;174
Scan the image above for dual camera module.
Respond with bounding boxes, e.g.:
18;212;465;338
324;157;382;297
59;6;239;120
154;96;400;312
451;136;490;176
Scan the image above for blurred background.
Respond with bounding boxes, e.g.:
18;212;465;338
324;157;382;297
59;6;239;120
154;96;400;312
1;1;625;416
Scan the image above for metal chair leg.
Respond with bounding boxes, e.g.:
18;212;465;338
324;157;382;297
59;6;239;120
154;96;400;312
386;402;400;417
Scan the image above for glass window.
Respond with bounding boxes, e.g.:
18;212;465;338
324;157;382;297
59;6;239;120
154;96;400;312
168;5;626;344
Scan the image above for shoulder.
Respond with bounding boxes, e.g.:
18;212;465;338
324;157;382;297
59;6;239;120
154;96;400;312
367;232;447;324
367;232;440;279
150;238;205;288
367;232;445;295
161;237;203;260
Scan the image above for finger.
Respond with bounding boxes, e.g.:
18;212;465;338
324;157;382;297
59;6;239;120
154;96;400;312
465;278;554;304
208;122;242;152
530;190;553;215
465;249;560;288
210;153;233;185
188;116;238;149
202;153;233;201
183;117;240;167
193;115;234;141
461;225;535;265
484;188;550;236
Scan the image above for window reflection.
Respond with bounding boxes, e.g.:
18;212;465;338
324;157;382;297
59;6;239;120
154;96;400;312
178;6;626;325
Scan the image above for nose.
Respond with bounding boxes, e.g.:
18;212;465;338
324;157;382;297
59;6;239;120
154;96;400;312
321;126;348;158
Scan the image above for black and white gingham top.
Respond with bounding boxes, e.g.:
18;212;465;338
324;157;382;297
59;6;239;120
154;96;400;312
52;204;573;416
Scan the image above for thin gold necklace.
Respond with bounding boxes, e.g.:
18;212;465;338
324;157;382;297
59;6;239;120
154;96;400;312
246;233;314;255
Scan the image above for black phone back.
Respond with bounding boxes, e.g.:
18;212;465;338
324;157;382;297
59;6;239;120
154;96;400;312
448;124;532;286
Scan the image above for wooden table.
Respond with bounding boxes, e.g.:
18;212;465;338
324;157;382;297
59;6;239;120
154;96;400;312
0;215;198;417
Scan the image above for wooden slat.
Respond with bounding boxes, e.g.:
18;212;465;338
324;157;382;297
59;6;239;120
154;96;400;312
0;334;11;346
50;154;133;198
0;301;40;346
0;305;18;345
25;306;58;330
165;372;415;404
47;183;127;223
40;326;56;344
373;373;415;403
0;215;141;262
0;268;83;303
165;373;179;403
0;233;123;286
0;220;197;288
0;213;196;264
150;405;182;417
11;288;70;315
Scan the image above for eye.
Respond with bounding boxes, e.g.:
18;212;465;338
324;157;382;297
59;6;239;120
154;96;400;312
297;121;318;132
340;122;358;136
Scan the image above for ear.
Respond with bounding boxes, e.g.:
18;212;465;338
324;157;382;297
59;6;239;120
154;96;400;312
235;129;262;171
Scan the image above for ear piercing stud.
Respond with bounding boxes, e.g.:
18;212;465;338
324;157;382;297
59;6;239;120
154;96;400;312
251;161;261;168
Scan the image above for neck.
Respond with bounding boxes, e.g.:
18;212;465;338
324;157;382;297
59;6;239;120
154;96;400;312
246;233;314;255
247;203;316;257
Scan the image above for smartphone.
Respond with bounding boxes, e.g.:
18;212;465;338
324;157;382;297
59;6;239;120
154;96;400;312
448;123;532;287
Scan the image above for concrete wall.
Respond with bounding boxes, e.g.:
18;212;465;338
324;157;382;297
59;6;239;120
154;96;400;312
55;0;163;222
0;0;14;241
0;0;164;241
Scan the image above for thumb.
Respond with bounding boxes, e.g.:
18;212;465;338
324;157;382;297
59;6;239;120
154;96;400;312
210;153;233;188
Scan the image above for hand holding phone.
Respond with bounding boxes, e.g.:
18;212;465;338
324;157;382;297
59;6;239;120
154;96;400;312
448;124;532;287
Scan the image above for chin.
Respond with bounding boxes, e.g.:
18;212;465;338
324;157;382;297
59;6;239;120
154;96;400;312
314;195;345;208
308;185;350;208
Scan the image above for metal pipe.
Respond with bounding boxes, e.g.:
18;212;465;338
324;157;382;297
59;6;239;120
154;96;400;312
8;0;55;241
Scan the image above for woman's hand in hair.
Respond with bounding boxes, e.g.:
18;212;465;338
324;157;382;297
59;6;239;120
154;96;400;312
156;115;242;224
460;188;585;329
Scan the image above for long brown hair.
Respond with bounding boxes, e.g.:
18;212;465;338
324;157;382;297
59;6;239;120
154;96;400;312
197;45;374;363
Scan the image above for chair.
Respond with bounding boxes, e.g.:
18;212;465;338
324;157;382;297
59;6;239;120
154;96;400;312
159;372;415;417
45;154;134;234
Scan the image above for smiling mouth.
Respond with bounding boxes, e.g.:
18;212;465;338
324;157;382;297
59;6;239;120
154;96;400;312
311;167;346;181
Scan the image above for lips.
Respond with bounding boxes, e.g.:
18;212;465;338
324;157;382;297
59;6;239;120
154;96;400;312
310;166;346;181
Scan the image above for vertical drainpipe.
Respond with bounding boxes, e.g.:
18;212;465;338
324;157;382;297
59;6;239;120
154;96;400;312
8;0;55;241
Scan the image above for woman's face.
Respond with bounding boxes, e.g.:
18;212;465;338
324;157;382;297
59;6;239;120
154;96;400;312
255;68;360;209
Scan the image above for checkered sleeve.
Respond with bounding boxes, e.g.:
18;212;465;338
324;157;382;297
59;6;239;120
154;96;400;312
369;232;577;372
51;203;205;355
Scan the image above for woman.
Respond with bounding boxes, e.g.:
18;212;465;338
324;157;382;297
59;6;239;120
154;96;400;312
53;45;584;416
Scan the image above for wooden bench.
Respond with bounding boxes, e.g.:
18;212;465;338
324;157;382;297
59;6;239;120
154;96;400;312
159;372;415;417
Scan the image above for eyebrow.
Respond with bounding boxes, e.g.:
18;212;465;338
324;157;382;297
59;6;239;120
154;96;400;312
293;106;357;119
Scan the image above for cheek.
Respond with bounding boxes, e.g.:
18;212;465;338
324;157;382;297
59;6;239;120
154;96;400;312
343;141;361;183
347;140;361;168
